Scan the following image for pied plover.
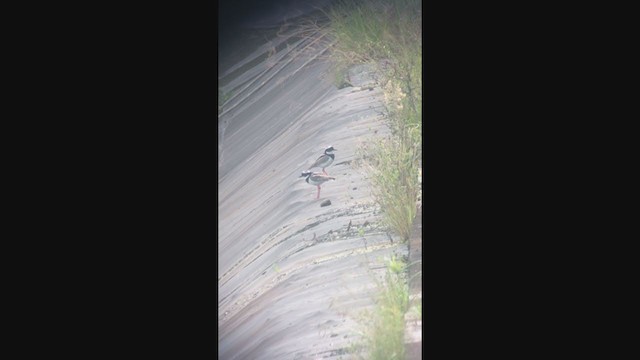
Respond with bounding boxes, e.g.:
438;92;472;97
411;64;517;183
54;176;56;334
300;171;335;199
307;146;336;175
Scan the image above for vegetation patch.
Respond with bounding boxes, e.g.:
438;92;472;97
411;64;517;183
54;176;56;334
324;0;421;357
326;0;422;241
350;255;409;359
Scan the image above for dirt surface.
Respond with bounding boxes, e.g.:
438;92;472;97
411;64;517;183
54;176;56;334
218;14;409;360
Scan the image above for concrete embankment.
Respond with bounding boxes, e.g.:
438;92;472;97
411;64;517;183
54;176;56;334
218;18;410;359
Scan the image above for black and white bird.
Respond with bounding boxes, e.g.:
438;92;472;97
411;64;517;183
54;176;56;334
300;171;335;199
307;146;336;175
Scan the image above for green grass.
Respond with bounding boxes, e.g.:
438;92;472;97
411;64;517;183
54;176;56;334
325;1;421;356
327;0;422;241
326;0;421;68
350;255;409;359
359;135;419;241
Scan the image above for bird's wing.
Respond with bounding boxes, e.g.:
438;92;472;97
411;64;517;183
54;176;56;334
311;173;336;181
309;154;327;168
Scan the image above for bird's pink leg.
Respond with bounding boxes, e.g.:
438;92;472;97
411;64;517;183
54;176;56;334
322;168;327;175
316;186;320;199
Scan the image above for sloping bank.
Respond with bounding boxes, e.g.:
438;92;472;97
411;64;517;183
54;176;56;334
218;18;409;360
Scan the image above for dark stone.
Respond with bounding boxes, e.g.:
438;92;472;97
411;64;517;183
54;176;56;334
352;187;357;190
320;200;331;207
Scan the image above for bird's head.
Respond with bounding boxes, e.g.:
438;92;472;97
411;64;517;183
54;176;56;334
300;171;312;178
325;146;337;153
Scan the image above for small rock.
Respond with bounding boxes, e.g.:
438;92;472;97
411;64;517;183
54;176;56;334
320;199;332;207
352;187;357;190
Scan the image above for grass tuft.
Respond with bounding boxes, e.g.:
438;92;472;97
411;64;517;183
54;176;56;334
359;135;419;241
350;255;409;359
327;0;422;241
